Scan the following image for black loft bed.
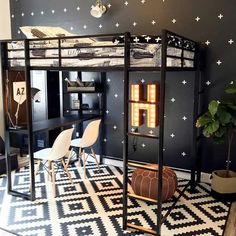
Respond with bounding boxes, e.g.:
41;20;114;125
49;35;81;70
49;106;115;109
0;30;202;236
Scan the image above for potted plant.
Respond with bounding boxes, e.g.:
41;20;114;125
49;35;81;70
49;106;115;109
196;84;236;200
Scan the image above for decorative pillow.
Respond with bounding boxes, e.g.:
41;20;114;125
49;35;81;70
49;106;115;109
20;26;74;38
31;28;47;38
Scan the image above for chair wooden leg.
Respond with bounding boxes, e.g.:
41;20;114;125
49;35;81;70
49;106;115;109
35;159;41;176
82;149;87;178
78;147;82;166
65;149;73;169
51;161;56;197
91;148;100;169
48;161;51;181
61;157;73;184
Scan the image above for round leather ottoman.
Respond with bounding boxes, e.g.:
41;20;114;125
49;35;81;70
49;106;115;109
131;164;177;202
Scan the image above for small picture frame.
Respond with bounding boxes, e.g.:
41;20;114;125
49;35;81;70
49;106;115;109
72;100;80;109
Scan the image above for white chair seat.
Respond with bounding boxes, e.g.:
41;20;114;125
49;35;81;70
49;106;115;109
34;148;52;160
69;119;101;178
33;128;74;197
70;138;82;148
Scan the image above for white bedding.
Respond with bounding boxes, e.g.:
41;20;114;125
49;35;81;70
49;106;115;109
7;38;195;68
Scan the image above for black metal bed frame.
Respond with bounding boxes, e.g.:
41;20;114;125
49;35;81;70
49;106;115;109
0;29;201;235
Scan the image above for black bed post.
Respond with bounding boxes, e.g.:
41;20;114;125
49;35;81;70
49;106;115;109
1;42;12;194
190;43;201;191
100;71;107;164
24;39;36;201
123;32;131;230
157;29;168;236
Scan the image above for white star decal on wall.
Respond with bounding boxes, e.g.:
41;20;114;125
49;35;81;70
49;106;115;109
121;140;124;144
172;19;177;24
133;37;139;43
21;12;24;16
77;6;80;11
182;80;187;85
163;148;166;151
64;8;67;12
152;20;156;25
228;39;234;45
115;23;120;27
141;79;145;83
216;60;222;65
51;10;55;14
83;25;87;29
99;24;103;29
141;143;146;148
11;14;14;18
133;22;137;27
107;78;111;83
124;1;128;6
114;94;118;98
205;40;210;45
41;11;44;15
155;37;161;43
17;30;20;34
170;133;175;138
106;110;109;114
171;98;176;102
107;3;111;8
113;125;117;130
145;36;151;42
195;16;200;22
218;14;223;19
182;116;187;121
181;152;186;157
103;138;107;142
31;12;34;16
149;130;154;134
206;81;211;86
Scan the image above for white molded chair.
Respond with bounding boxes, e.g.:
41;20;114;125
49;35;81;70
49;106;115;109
34;128;74;197
69;119;101;178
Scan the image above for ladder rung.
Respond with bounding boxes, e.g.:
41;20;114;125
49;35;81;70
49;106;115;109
128;162;158;171
128;132;159;139
128;192;157;203
128;100;159;105
127;223;157;235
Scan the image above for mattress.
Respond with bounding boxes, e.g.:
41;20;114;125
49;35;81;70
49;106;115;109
7;36;195;68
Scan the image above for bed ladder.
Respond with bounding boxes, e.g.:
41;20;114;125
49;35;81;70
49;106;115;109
122;30;202;236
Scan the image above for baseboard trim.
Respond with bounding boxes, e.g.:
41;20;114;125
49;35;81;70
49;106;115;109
85;154;212;184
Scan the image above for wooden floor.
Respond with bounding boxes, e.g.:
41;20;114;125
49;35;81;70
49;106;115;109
224;201;236;236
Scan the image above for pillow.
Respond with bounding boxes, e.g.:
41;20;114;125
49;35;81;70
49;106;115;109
31;28;47;38
20;26;74;38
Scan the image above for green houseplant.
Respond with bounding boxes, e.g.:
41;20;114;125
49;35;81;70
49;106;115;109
196;84;236;199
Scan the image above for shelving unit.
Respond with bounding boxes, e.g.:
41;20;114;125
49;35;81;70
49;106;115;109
62;71;106;163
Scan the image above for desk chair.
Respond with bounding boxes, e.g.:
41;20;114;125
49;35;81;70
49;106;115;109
69;119;101;178
34;128;74;197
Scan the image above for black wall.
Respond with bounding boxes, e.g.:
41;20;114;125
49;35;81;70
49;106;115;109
9;0;236;172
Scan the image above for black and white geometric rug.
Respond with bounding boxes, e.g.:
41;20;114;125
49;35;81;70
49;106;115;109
0;163;230;236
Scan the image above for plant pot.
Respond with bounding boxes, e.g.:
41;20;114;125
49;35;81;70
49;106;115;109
211;170;236;201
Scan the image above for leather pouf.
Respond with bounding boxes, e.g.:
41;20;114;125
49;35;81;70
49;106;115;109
131;164;177;202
